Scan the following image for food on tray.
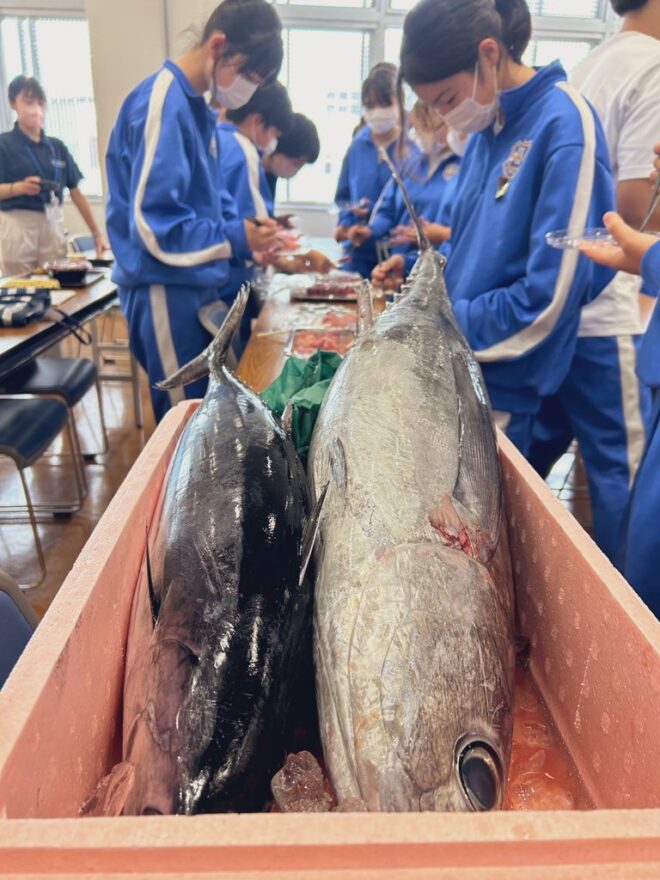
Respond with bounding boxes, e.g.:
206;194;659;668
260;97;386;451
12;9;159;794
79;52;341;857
289;329;354;358
0;277;60;290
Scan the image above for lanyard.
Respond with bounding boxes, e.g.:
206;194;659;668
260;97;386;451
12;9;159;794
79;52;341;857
25;137;61;187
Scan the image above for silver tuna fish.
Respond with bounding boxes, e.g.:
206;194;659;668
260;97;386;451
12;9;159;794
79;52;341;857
308;200;515;811
120;290;320;815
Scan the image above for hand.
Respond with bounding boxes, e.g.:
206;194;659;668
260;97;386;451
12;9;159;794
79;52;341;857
14;176;41;197
389;224;417;246
579;212;658;276
275;214;296;230
245;218;278;254
334;225;350;243
423;222;452;246
348;225;371;247
371;254;405;290
653;142;660;181
94;233;110;258
352;198;371;219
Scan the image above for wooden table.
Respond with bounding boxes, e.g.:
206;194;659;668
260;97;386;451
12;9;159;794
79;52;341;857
0;274;119;380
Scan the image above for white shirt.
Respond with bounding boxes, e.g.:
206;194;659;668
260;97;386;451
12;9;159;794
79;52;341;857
570;31;660;337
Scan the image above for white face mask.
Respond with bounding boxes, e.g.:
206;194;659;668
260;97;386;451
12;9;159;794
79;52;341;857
363;106;399;136
212;70;258;111
271;155;301;179
262;136;278;157
415;130;448;157
442;62;499;134
447;128;469;158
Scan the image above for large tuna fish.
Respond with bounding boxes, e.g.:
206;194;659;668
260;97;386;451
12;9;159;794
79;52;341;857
308;180;516;812
121;290;320;815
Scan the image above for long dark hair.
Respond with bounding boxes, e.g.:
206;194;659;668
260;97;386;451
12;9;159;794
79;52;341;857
202;0;283;82
400;0;531;87
362;62;398;106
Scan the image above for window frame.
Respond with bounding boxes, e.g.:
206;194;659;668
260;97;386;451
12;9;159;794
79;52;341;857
0;4;102;200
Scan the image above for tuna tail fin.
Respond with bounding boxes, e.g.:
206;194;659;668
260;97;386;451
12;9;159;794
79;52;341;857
156;286;249;390
377;147;431;253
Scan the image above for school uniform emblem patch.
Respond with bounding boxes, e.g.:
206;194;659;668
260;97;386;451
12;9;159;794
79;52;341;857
496;140;532;199
443;161;461;181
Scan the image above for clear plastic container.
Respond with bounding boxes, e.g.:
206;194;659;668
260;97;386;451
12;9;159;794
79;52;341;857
546;228;616;250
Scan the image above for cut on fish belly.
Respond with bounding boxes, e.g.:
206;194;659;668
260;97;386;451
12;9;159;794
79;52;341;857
308;248;516;812
121;289;321;815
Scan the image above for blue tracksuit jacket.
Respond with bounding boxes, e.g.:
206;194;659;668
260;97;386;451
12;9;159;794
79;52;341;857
620;242;660;616
335;128;414;276
444;61;615;417
217;121;274;219
368;152;461;243
105;61;249;422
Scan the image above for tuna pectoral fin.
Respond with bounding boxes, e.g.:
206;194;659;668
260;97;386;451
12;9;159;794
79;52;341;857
145;533;160;627
156;286;249;390
299;483;328;587
282;400;294;435
357;281;374;337
451;353;502;554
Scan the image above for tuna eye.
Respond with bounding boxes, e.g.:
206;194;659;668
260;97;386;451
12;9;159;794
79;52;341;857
456;740;502;812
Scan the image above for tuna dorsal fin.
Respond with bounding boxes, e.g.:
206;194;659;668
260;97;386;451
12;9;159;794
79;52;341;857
156;286;249;391
377;147;431;253
299;483;328;587
357;281;374;337
145;527;160;628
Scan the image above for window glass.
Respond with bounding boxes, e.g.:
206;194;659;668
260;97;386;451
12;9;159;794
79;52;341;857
280;28;370;203
0;16;102;196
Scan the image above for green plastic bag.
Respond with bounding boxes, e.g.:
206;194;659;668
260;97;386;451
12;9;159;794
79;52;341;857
260;350;342;461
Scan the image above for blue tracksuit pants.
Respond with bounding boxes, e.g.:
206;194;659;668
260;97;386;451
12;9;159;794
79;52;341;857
618;389;659;617
528;335;650;560
119;284;218;423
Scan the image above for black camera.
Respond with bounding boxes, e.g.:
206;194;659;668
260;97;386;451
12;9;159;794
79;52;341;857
39;178;60;193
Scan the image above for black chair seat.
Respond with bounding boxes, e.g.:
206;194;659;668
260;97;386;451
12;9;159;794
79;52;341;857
0;358;97;407
0;398;68;469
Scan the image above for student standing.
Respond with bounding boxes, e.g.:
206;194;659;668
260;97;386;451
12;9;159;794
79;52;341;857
528;0;658;558
397;0;615;458
335;63;409;278
263;113;320;201
106;0;280;422
580;145;660;615
0;75;107;276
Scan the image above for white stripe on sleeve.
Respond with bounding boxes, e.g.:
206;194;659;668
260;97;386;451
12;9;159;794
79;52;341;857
477;82;596;363
134;68;231;268
234;132;268;218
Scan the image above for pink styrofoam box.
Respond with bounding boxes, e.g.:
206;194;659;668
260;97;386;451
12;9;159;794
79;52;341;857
500;436;660;810
0;403;195;821
0;404;658;878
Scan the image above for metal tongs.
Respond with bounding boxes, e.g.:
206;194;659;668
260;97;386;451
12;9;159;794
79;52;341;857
640;174;660;233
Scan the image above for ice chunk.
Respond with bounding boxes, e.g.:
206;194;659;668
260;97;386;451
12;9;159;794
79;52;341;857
508;774;575;811
271;752;333;813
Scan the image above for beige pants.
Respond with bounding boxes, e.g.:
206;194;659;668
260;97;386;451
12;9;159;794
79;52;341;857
0;209;66;277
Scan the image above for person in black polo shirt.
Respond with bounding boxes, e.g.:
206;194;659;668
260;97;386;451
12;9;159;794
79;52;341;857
262;112;320;201
0;75;108;276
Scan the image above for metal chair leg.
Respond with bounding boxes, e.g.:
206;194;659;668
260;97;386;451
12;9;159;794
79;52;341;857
130;352;144;429
94;378;110;455
16;465;47;589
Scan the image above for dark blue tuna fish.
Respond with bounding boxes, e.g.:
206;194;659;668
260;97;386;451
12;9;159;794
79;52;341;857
121;290;320;815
